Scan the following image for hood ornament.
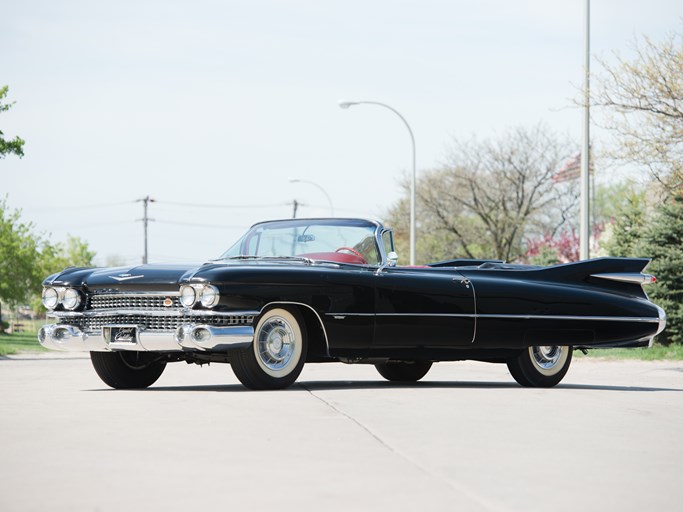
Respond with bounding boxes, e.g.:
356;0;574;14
110;274;144;282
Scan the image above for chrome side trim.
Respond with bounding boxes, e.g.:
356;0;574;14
262;302;331;357
325;312;660;323
324;313;374;318
476;314;660;323
469;275;477;344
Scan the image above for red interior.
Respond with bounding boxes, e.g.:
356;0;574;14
298;252;367;265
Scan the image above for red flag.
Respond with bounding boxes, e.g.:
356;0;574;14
553;152;581;183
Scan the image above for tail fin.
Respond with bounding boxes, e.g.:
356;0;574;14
536;257;653;298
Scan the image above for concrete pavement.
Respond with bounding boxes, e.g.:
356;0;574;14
1;355;682;512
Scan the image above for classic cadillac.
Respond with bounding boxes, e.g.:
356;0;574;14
39;217;666;390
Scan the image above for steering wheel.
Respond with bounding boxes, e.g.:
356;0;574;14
335;247;368;264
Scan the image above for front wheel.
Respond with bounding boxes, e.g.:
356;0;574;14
231;308;307;390
90;351;167;389
507;346;572;387
375;361;433;382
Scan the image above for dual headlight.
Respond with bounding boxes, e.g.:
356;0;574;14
42;287;82;311
179;284;220;308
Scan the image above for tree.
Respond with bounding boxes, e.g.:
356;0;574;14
592;32;683;193
1;199;96;319
525;181;641;264
386;124;579;263
602;186;647;257
0;199;41;306
0;86;25;159
28;235;96;314
634;194;683;345
39;235;96;277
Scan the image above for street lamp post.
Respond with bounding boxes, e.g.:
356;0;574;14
288;178;335;216
580;0;591;260
339;100;416;265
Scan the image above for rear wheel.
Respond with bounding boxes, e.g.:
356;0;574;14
231;308;307;390
507;346;572;387
90;351;166;389
375;361;433;382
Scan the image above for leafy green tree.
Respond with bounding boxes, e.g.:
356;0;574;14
1;199;96;318
635;194;683;345
39;235;96;277
0;199;41;306
602;187;647;257
28;235;96;314
0;86;25;159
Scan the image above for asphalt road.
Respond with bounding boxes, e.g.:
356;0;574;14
1;354;682;512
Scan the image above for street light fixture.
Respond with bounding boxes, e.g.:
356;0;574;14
339;100;417;265
288;178;335;216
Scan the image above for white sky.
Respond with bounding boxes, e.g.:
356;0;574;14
2;0;681;266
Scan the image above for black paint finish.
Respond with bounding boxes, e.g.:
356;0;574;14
44;254;663;362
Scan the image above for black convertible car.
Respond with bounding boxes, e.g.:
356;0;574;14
39;218;666;390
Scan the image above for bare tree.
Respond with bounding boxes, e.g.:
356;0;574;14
592;31;683;193
386;124;578;263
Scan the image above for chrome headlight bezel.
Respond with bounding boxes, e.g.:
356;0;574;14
179;285;197;308
199;285;220;308
42;287;60;310
62;288;82;310
179;283;221;309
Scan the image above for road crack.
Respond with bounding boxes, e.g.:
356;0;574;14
298;383;508;512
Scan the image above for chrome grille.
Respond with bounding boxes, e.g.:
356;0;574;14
61;314;255;332
88;294;181;310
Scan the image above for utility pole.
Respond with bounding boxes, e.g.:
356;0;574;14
137;195;155;264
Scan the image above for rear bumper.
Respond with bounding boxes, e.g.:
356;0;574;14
651;304;667;347
38;323;253;352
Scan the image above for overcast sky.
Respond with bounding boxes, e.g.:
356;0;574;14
2;0;681;266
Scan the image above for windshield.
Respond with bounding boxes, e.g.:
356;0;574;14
219;219;381;265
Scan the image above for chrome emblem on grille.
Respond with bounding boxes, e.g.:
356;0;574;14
163;297;173;307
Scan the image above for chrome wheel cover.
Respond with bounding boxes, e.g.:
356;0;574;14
256;315;297;372
529;346;568;376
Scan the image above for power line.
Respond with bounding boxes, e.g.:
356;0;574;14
156;200;289;209
25;201;135;212
155;220;247;229
38;220;136;229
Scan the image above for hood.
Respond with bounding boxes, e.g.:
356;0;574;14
45;263;203;290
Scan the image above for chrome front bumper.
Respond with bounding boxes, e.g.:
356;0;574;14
38;323;253;352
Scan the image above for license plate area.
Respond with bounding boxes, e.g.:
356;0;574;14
104;325;139;345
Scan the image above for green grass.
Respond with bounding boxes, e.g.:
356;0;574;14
577;344;683;361
0;331;48;356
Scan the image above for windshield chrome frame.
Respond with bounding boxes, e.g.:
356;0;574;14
219;218;392;267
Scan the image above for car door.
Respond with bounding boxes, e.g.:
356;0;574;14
373;267;475;347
